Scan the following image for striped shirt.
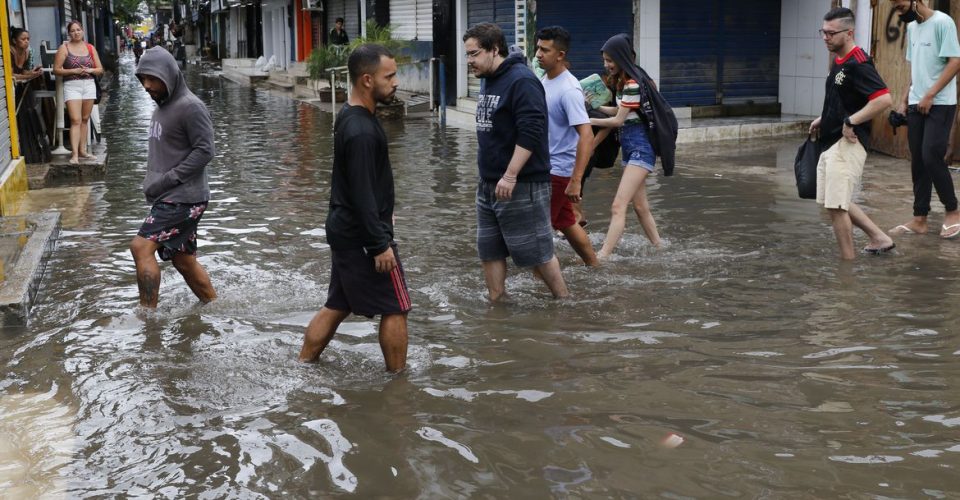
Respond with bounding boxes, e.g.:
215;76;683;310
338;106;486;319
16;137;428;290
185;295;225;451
617;79;643;125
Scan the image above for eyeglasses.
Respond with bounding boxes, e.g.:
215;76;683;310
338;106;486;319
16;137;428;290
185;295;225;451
818;29;850;38
465;49;483;59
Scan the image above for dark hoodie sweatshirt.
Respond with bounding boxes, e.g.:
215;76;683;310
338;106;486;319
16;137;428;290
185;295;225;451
475;52;550;183
601;34;678;176
135;47;214;203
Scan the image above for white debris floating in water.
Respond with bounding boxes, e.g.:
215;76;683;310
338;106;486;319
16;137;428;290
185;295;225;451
661;433;685;449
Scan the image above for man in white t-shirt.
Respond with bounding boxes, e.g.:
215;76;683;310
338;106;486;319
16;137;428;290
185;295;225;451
888;0;960;238
536;26;598;266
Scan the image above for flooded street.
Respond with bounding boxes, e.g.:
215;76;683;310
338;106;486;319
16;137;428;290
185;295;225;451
2;55;959;497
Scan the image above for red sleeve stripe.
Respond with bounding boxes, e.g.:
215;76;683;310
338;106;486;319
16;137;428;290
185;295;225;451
836;46;868;65
869;88;890;100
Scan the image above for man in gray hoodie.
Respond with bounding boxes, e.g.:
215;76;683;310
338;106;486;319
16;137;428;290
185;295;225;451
130;47;216;308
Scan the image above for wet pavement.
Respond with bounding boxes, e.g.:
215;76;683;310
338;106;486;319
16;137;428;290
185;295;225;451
1;54;960;498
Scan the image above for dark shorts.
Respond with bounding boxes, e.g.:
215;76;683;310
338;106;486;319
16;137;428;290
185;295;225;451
550;175;577;230
476;180;555;268
137;201;208;261
324;242;412;317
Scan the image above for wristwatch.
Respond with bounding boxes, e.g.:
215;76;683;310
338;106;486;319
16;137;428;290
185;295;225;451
844;116;855;127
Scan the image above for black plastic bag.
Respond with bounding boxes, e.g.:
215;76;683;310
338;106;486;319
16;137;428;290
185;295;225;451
794;136;820;199
585;108;619;173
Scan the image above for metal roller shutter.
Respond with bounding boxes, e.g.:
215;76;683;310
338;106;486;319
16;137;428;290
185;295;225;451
391;0;432;41
721;0;780;103
0;56;10;167
535;0;632;80
660;1;720;106
466;0;515;97
660;0;780;107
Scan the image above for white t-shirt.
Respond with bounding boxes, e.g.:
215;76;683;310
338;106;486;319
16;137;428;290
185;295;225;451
541;70;591;177
907;10;960;105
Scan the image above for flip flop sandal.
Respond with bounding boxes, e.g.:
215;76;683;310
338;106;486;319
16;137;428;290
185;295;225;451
941;224;960;239
864;243;896;255
889;224;918;235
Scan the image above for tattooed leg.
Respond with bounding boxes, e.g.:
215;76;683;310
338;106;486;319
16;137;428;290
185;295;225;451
131;236;162;308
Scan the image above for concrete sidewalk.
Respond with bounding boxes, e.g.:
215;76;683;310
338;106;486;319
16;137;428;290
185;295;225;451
442;101;812;142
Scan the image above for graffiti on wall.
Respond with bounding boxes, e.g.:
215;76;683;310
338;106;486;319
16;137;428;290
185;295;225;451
885;8;909;49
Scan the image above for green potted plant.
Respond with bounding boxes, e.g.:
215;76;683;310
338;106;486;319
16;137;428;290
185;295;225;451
305;45;348;102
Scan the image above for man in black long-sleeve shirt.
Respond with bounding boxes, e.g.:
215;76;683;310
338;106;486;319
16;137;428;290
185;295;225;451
299;44;410;372
464;23;569;301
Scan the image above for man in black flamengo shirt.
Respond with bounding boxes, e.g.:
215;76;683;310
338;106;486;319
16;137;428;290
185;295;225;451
809;7;895;260
299;44;411;372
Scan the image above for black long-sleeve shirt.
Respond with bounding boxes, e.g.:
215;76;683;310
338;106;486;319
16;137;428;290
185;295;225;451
325;104;394;255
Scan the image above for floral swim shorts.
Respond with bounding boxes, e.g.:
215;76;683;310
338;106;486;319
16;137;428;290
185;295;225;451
137;201;209;261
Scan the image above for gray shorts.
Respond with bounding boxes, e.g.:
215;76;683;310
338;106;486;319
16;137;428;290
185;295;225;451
476;180;555;267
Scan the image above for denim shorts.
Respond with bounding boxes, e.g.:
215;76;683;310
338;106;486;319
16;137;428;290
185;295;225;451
476;180;555;267
621;123;655;171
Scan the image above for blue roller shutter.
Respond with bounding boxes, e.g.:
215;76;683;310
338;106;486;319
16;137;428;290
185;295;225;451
467;0;514;43
466;0;515;97
536;0;633;80
721;0;780;103
661;0;780;107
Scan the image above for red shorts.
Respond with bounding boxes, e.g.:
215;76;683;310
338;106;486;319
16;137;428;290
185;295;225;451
550;174;577;230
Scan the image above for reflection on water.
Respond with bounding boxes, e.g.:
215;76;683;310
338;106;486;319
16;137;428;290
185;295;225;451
1;55;959;497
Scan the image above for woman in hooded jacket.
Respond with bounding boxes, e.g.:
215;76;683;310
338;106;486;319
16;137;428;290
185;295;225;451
590;35;661;256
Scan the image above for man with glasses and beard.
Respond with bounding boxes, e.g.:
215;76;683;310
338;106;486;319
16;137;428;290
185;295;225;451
809;7;896;259
299;44;411;373
464;22;569;301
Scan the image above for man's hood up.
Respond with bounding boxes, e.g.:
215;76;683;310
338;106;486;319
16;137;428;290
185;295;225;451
135;46;185;105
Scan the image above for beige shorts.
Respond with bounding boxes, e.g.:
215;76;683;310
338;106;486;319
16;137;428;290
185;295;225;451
816;140;866;211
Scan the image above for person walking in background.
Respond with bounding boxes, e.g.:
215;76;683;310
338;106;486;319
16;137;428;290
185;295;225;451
298;45;410;373
130;47;217;308
52;20;102;165
535;26;598;267
887;0;960;238
589;34;663;257
330;17;349;46
464;23;569;300
809;8;895;259
133;36;144;65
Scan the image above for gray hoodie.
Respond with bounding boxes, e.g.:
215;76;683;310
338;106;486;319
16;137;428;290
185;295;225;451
135;47;214;203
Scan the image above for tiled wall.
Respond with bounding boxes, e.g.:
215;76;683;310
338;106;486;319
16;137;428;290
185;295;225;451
780;0;832;116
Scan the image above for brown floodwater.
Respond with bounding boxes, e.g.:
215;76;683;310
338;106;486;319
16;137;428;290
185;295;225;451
1;54;959;498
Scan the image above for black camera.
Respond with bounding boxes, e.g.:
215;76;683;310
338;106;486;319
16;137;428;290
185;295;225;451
889;111;908;134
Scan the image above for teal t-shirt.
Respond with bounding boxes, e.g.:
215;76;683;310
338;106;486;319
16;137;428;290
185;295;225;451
907;10;960;105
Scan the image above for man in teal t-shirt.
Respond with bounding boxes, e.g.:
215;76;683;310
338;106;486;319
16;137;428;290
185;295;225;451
889;0;960;239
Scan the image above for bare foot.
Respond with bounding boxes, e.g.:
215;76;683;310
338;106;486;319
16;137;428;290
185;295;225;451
864;234;895;253
68;157;79;165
